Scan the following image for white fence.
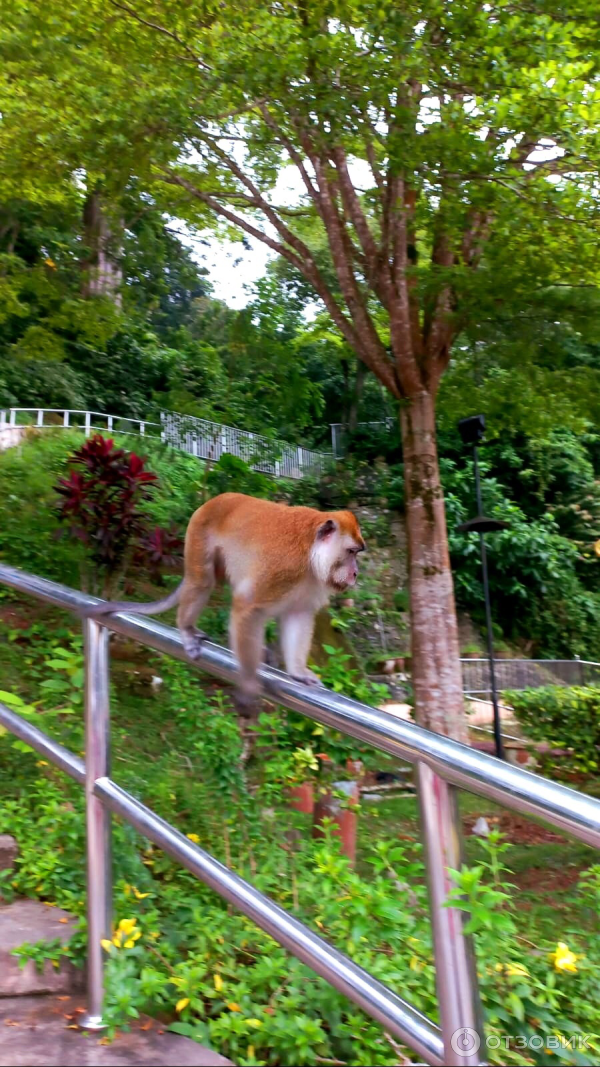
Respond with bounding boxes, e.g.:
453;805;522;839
0;407;331;480
160;410;331;479
461;657;600;696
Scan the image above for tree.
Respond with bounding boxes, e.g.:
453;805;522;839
2;0;599;736
117;0;600;737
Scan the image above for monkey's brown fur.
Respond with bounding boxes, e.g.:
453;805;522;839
95;492;365;712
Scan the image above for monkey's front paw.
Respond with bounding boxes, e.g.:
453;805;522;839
182;628;208;660
290;670;324;687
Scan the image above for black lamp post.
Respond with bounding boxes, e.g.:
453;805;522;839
457;415;509;760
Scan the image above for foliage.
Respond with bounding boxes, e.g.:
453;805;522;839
441;454;600;658
447;831;600;1066
0;622;599;1064
54;434;159;593
0;430;88;585
505;686;600;779
315;644;389;709
131;524;184;586
205;454;280;501
437;288;600;443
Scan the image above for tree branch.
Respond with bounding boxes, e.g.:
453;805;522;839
197;134;329;274
308;153;401;396
258;104;322;210
107;0;211;69
160;170;366;361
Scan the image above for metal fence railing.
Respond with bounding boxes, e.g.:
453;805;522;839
461;658;600;697
0;408;331;480
160;410;331;479
0;563;599;1066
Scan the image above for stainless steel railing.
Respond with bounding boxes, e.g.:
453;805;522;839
1;564;599;1067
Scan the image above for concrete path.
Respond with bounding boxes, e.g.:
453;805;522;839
0;995;233;1066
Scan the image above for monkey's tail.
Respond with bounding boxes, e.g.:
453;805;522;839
90;581;183;617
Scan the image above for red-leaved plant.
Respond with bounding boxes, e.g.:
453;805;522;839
55;434;181;595
132;524;184;585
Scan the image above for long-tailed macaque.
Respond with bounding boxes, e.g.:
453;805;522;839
93;492;365;710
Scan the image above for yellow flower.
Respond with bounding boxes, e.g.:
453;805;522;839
44;257;56;269
186;833;200;843
227;1002;241;1012
100;939;113;952
214;974;223;992
132;887;149;900
495;961;530;977
507;962;529;977
246;1019;262;1029
36;760;49;767
176;997;190;1013
550;942;579;973
248;1047;255;1059
111;918;142;948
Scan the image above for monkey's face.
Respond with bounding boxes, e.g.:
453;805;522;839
312;515;365;591
330;541;363;590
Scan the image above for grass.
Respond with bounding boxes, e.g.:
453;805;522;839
0;592;598;948
360;791;598;940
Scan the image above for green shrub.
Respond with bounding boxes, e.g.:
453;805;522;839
505;686;600;777
0;430;87;584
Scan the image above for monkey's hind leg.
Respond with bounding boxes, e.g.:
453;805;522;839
177;575;213;660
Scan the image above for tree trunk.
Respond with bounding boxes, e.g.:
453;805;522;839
400;390;467;742
348;360;367;433
81;190;123;306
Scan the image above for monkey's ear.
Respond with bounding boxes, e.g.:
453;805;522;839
316;518;337;540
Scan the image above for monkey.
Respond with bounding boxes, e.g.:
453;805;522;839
92;492;365;712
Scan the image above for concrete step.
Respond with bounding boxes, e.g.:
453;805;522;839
0;900;82;997
0;995;234;1066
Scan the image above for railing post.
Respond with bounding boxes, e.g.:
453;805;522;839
10;409;16;427
63;410;70;427
85;411;91;437
37;409;44;427
81;619;112;1031
416;764;484;1066
139;421;145;436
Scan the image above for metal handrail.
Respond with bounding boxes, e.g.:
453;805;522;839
1;565;599;1066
